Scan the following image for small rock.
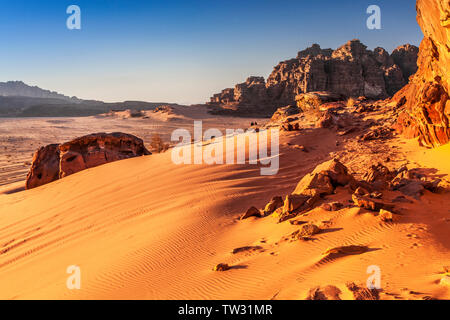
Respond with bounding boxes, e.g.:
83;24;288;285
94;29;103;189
352;193;394;212
293;224;321;240
422;179;441;193
321;201;344;211
370;191;383;199
323;245;369;258
241;206;262;220
263;196;283;215
379;209;394;222
213;263;231;272
282;194;309;215
346;282;379;300
397;181;424;199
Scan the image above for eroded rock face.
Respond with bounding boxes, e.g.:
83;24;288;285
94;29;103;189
391;44;419;80
26;132;151;189
393;0;450;147
208;40;418;115
26;144;60;189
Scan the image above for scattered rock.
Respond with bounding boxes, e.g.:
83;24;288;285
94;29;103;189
321;201;344;211
370;191;383;199
363;163;395;188
289;220;307;226
270;105;299;122
241;206;262;220
346;282;379;300
292;224;321;240
306;286;342;300
213;263;231;272
296;91;342;113
379;209;394;222
358;126;393;141
422;179;441;193
279;159;356;222
323;245;369;259
263;196;284;215
352;193;394;212
232;246;264;254
396;181;425;199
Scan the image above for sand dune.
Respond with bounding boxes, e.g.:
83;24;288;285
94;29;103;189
0;122;448;299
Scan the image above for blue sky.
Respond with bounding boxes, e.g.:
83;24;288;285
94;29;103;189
0;0;422;104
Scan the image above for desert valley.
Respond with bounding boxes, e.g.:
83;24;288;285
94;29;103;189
0;0;449;301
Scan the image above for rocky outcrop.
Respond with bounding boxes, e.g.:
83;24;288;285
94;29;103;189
278;159;356;222
391;44;419;80
393;0;450;147
26;144;60;190
26;132;151;189
208;40;418;115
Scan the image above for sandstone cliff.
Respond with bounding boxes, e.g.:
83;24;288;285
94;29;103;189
208;40;418;116
393;0;450;147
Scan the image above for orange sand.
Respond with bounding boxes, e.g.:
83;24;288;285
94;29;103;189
0;123;449;300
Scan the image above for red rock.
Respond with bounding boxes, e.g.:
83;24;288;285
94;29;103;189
352;193;394;212
270;105;299;122
25;144;60;189
279;159;355;222
346;282;379;300
213;263;231;272
26;132;151;189
263;196;284;215
392;0;450;147
379;209;394;222
241;206;262;220
208;40;417;115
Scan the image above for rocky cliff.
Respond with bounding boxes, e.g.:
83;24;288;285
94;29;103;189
208;40;418;116
392;0;450;147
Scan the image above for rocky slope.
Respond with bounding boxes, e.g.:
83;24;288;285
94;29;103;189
208;41;418;116
393;0;450;147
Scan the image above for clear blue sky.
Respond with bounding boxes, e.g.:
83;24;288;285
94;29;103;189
0;0;422;104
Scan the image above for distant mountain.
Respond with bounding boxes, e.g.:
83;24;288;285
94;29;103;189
0;81;178;117
0;81;82;103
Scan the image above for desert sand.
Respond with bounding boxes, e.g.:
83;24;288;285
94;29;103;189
0;105;262;193
0;102;448;300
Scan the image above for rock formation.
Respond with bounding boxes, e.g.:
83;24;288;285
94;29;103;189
26;132;151;189
208;40;418;116
393;0;450;147
25;144;61;190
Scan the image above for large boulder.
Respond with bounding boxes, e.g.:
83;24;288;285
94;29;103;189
26;132;151;189
26;144;60;189
393;0;450;147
